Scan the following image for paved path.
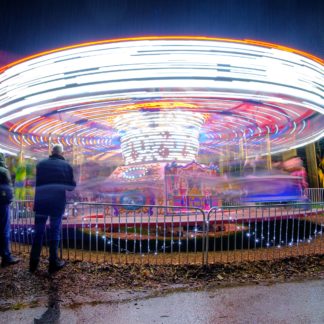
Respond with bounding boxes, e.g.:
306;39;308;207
1;279;323;323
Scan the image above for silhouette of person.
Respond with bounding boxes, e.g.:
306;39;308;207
0;153;19;267
34;281;60;324
30;144;76;273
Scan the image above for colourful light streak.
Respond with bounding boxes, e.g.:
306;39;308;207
0;37;322;158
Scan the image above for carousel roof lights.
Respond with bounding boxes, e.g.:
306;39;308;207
0;36;322;159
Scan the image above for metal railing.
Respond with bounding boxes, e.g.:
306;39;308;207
206;202;324;264
9;200;324;265
305;188;324;203
10;201;207;265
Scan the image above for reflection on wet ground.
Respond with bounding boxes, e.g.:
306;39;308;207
34;281;60;324
1;279;323;323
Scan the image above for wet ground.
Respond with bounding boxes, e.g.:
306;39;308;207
0;254;323;323
0;279;323;323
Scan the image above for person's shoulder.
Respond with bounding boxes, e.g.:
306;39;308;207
37;156;72;168
65;161;74;170
58;158;71;165
37;157;50;166
0;165;10;173
56;158;73;169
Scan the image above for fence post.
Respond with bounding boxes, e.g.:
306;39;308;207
202;209;209;266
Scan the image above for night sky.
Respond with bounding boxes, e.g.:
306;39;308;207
0;0;323;65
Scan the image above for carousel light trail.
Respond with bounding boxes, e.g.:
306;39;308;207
0;36;323;160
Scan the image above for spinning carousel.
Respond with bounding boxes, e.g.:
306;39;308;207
0;36;323;206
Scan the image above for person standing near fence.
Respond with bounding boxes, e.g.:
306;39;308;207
30;144;76;273
0;153;19;267
284;156;308;193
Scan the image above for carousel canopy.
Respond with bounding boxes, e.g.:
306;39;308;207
0;36;323;164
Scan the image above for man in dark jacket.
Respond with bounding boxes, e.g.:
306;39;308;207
30;144;76;273
0;153;19;267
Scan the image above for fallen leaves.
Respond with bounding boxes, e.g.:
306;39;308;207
0;253;323;310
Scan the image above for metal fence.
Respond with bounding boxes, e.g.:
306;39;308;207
10;202;207;265
305;188;324;203
9;199;324;265
205;202;324;264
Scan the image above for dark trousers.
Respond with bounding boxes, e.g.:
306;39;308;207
30;213;63;263
0;204;11;260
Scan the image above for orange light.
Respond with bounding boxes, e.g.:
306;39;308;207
0;36;322;73
9;117;45;132
124;101;197;110
245;39;323;64
28;118;52;133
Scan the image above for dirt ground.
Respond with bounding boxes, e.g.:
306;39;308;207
0;252;323;312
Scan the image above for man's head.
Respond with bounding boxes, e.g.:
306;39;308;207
51;144;64;156
0;152;5;163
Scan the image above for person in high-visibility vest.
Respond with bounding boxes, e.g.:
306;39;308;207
15;160;26;200
319;157;324;188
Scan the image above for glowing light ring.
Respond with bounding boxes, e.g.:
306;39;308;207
122;166;148;180
0;36;323;158
115;110;204;164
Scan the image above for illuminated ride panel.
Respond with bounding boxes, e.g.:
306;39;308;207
0;36;323;164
